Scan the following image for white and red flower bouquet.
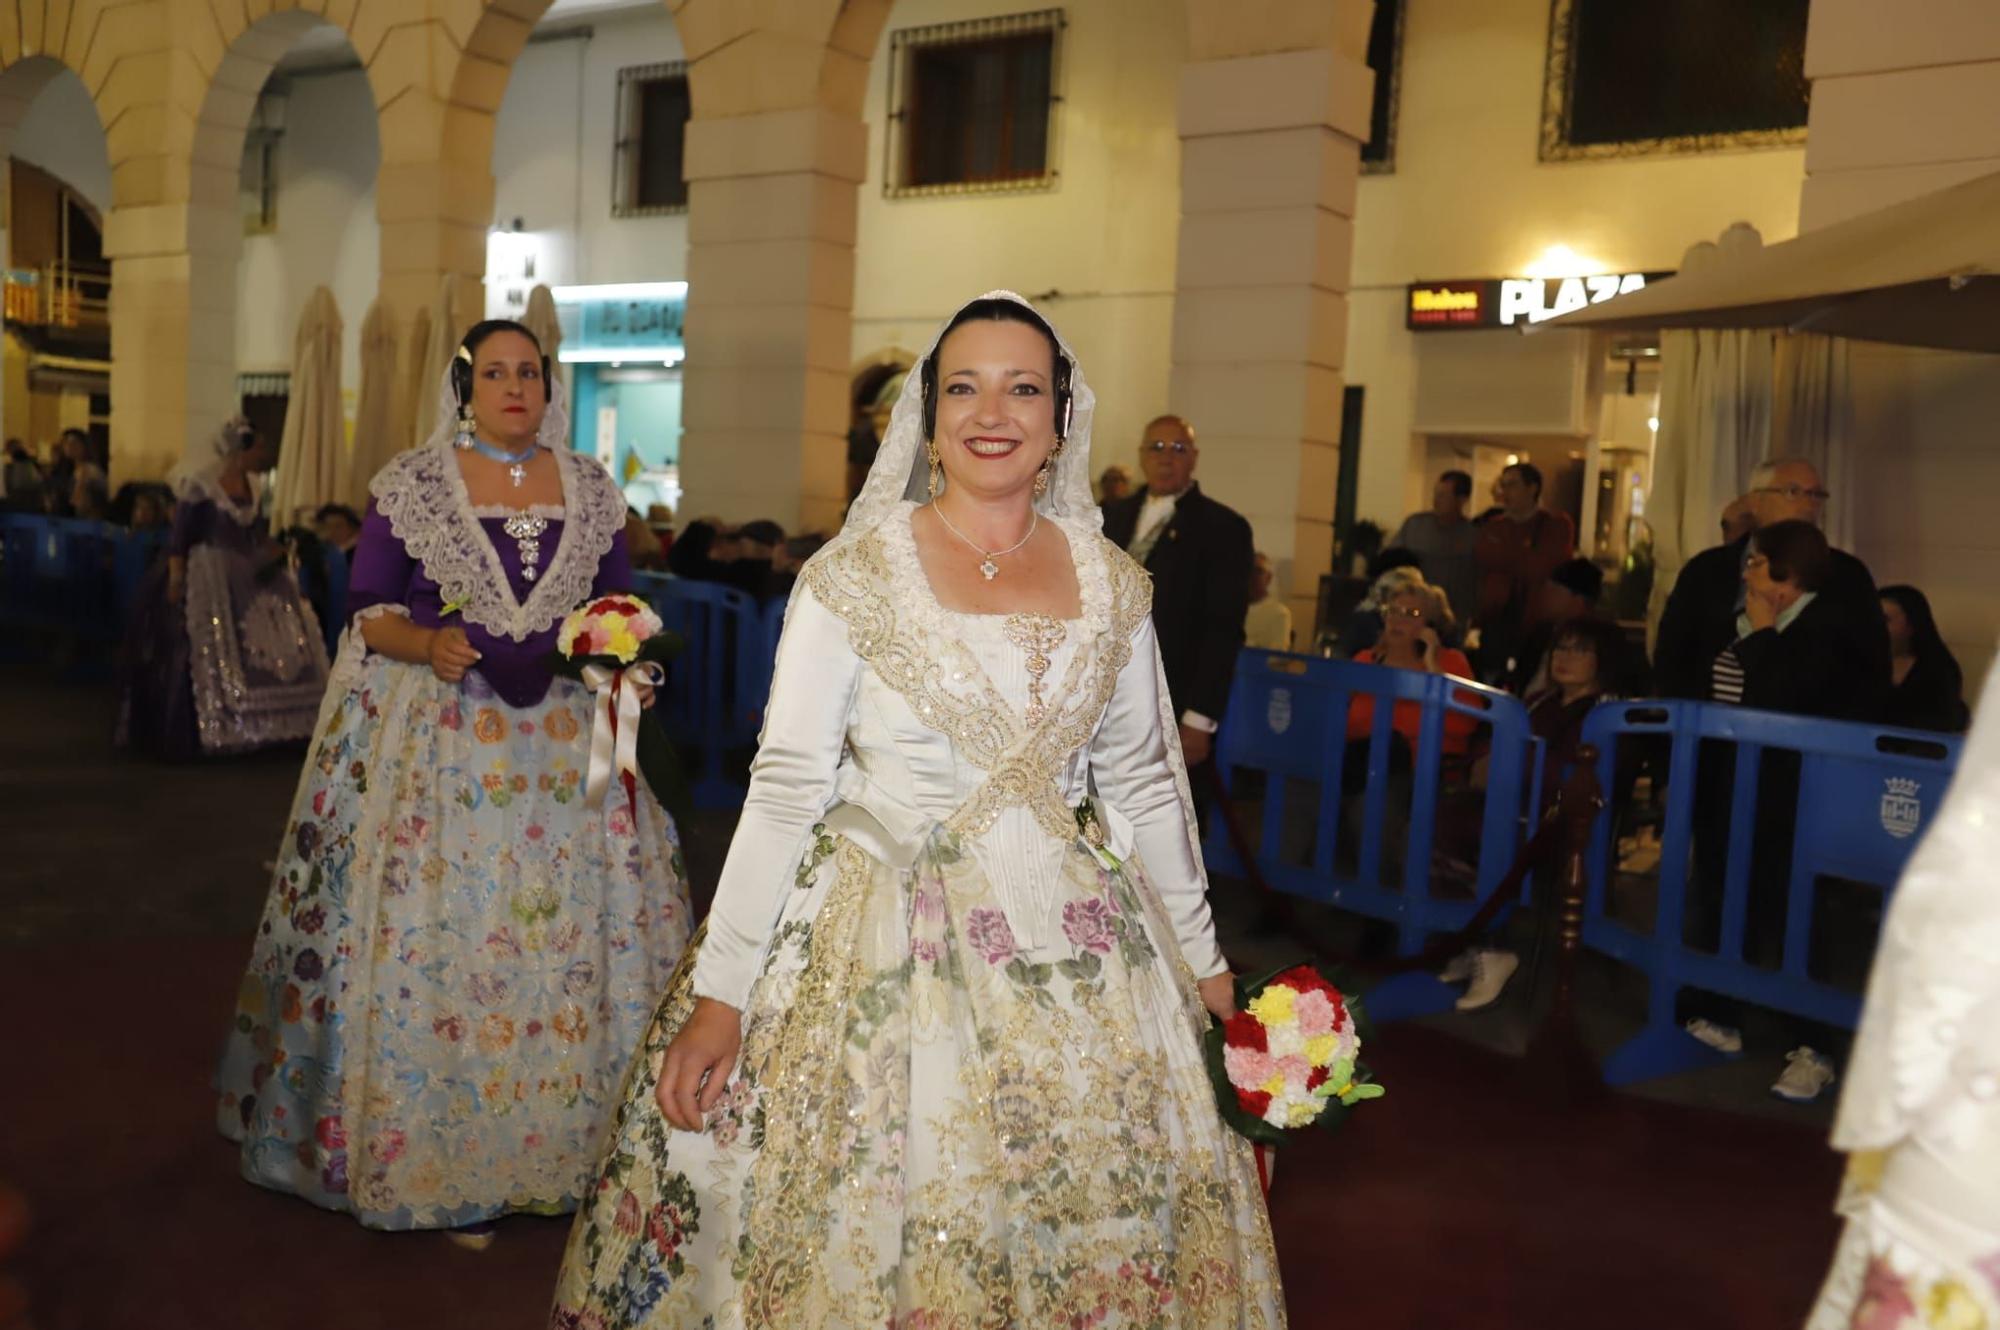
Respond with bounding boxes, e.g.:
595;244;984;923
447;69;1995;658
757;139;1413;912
548;594;688;822
1206;962;1383;1191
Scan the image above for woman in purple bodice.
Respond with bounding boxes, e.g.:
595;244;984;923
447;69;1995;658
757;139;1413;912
117;420;329;759
215;320;692;1242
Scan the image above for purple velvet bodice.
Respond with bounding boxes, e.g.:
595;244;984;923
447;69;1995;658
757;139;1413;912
348;503;632;707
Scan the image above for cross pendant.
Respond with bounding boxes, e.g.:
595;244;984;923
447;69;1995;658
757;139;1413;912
979;559;999;580
508;463;527;487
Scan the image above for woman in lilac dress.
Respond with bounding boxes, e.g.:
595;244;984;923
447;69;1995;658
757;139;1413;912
216;321;692;1239
117;418;330;759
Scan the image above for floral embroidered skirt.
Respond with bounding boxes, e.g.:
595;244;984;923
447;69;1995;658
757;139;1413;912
1806;1122;2000;1329
549;828;1285;1328
215;654;692;1229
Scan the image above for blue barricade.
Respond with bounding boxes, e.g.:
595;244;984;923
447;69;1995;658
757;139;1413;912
1579;700;1962;1084
1205;650;1545;1021
1;513;164;645
633;571;773;808
317;541;348;659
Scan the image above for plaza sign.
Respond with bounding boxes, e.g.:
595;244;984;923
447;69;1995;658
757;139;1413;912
1406;271;1670;331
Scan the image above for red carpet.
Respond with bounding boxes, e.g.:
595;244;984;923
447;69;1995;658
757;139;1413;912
3;936;1840;1328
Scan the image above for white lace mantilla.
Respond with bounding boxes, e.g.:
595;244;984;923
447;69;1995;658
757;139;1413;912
177;469;263;527
369;443;622;642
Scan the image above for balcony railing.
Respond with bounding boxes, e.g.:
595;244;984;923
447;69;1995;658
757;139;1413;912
5;263;110;332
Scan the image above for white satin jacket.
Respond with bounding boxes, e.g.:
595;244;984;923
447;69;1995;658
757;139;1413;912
691;501;1228;1010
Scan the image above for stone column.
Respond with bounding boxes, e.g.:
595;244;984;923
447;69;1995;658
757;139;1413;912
678;105;864;534
671;0;890;535
1170;0;1374;630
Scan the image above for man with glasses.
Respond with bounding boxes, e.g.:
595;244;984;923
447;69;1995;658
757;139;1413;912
1100;414;1254;782
1655;456;1886;706
1654;460;1890;1102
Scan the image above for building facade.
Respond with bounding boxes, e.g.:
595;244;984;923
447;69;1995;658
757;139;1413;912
5;0;1980;651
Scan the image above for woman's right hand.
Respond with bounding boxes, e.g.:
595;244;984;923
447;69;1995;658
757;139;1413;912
656;998;743;1131
426;626;481;683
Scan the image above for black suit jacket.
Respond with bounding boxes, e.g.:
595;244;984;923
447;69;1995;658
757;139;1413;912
1654;534;1888;722
1101;483;1254;726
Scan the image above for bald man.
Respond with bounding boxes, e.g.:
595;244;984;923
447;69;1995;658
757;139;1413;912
1100;415;1254;773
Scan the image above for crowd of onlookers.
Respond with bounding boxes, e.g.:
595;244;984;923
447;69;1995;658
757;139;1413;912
2;431;123;522
1330;456;1965;742
1308;455;1967;1095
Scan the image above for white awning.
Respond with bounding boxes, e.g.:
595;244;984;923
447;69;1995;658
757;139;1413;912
1542;170;2000;353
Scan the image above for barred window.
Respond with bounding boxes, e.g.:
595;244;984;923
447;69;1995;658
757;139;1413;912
886;10;1064;199
614;61;691;216
1542;0;1809;160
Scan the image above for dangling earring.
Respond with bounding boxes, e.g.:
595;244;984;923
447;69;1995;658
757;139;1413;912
1034;437;1064;498
454;403;476;450
927;440;942;498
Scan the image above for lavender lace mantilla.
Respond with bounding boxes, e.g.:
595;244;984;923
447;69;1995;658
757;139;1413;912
369;444;624;643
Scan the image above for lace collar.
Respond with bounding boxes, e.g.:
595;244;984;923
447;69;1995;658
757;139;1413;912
875;500;1113;646
370;443;623;641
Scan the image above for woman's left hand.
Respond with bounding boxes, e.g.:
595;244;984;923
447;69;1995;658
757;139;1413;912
1197;971;1237;1021
633;679;656;710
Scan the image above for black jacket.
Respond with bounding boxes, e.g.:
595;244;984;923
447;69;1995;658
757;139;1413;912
1100;482;1254;726
1654;534;1889;722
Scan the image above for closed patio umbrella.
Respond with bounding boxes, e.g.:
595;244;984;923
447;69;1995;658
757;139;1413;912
345;298;399;505
268;285;344;529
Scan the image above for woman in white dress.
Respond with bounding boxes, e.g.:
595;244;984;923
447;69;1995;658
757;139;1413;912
1807;665;2000;1327
550;292;1285;1327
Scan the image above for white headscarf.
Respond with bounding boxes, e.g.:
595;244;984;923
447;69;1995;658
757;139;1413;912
830;290;1098;556
419;332;572;455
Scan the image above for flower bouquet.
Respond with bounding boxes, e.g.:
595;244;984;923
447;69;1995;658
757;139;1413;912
547;594;690;825
1205;962;1384;1193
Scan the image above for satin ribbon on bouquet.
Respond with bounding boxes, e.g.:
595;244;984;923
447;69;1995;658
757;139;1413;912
580;660;665;816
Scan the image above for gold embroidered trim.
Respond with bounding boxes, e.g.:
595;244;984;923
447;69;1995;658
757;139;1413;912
802;528;1152;852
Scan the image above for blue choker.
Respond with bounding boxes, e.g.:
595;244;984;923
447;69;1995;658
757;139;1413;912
460;436;538;486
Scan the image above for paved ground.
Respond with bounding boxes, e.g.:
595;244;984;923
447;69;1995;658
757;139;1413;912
0;662;1847;1327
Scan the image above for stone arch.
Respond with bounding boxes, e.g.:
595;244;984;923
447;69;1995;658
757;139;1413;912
0;52;112;465
175;8;378;474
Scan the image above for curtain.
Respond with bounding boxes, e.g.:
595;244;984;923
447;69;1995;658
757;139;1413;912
1772;331;1855;551
1646;326;1774;636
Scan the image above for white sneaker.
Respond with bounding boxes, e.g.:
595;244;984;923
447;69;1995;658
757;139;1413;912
1684;1019;1743;1055
1437;949;1477;984
1454;949;1519;1011
1771;1047;1837;1103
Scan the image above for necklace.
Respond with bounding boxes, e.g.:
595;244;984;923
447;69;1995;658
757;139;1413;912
932;502;1037;580
463;436;539;487
502;511;550;581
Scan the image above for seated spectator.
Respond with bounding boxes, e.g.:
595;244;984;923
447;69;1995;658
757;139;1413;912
314;503;363;556
728;518;787;596
1506;557;1604;698
1345;586;1479;757
624;507;665;571
1529;616;1624;780
1445;615;1626;1013
666;518;728;581
1243;551;1293;651
765;533;827;603
1331;553;1425;658
130;490;172;531
1879;584;1969;733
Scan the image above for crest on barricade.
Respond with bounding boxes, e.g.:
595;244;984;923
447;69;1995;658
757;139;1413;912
1879;776;1923;840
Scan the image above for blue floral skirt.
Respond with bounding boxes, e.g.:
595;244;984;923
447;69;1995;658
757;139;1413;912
216;653;691;1229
